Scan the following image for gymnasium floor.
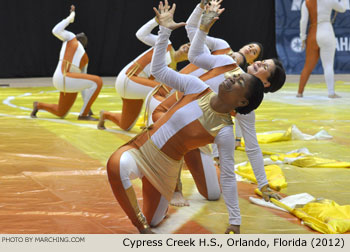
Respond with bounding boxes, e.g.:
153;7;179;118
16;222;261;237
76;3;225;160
0;76;349;234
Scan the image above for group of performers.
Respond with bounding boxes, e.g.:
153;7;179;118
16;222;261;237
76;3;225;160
30;0;289;234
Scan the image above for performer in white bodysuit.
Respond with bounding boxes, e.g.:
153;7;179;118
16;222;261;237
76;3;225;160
184;1;263;148
187;0;286;200
106;1;279;234
149;0;285;206
31;5;103;121
143;1;250;207
297;0;347;98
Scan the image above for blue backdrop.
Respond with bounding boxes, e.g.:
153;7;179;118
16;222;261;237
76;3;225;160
275;0;350;74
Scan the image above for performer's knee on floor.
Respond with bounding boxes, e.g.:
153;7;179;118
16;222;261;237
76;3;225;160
56;110;69;118
207;188;221;201
148;196;168;227
149;215;165;228
120;120;136;131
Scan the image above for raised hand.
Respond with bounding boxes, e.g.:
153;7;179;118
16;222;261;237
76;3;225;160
68;4;76;23
153;0;186;30
200;0;210;9
200;0;225;33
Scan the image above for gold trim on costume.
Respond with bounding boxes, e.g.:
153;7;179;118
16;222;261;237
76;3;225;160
168;46;178;71
124;62;141;97
60;59;80;94
143;84;171;127
174;167;183;192
197;92;233;137
125;186;150;229
175;91;179;101
224;66;244;80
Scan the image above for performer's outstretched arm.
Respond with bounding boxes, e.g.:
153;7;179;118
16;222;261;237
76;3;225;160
52;5;76;42
235;112;268;189
135;18;159;47
188;1;231;70
215;127;240;226
186;2;229;53
299;1;309;46
151;1;206;95
185;3;205;42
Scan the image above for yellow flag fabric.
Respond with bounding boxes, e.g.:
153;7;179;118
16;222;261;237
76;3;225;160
236;162;287;191
269;153;350;168
291;157;350;168
293;199;350;234
270;153;303;161
241;127;291;145
255;189;350;234
236;148;350;169
240;125;332;146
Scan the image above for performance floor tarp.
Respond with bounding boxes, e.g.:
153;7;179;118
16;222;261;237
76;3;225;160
0;81;349;234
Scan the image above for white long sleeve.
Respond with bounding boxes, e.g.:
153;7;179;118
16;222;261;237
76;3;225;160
151;26;207;95
300;1;309;41
185;4;203;42
215;126;241;225
189;29;233;70
235;111;268;189
206;37;231;52
52;12;76;42
185;4;230;52
235;118;243;138
135;18;159;47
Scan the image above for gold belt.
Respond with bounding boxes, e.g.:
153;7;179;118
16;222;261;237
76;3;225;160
143;84;171;126
60;59;80;95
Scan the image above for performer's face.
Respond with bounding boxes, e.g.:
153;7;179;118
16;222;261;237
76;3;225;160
247;59;275;87
218;73;250;109
239;43;261;64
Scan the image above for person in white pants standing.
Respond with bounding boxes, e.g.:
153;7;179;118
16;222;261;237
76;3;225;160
297;0;347;98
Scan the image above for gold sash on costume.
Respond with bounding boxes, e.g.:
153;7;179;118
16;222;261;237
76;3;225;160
128;138;183;202
60;59;81;94
143;84;171;127
124;62;141;97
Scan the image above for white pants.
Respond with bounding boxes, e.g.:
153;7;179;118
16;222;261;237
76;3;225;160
317;22;337;95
